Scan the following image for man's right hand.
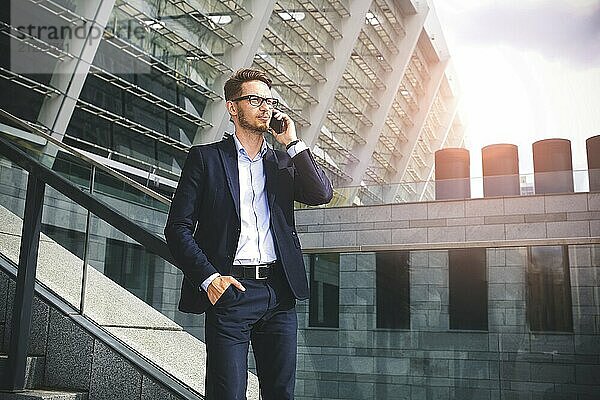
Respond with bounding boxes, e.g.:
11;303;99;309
207;276;246;305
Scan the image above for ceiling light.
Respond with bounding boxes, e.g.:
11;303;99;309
279;12;305;21
141;19;165;30
209;15;232;25
366;12;380;26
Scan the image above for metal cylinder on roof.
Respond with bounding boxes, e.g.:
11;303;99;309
587;135;600;192
434;148;471;200
532;138;574;194
482;144;520;197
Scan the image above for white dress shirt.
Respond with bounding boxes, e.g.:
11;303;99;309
200;137;308;291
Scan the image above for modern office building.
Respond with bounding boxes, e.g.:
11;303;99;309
1;0;462;205
2;1;597;400
0;0;461;340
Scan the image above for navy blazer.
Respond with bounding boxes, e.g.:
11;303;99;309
164;135;333;314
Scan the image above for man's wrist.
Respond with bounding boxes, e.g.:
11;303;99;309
286;140;308;158
201;273;221;292
285;139;300;150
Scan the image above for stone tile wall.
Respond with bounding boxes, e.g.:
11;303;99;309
294;194;600;399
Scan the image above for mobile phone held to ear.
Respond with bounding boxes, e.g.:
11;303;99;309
269;117;286;134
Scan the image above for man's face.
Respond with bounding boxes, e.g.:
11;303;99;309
229;80;273;135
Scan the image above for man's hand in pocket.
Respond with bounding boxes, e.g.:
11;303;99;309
207;276;246;305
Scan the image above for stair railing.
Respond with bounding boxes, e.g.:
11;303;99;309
0;116;188;395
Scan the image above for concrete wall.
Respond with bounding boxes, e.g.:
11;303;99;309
296;193;600;248
294;193;600;400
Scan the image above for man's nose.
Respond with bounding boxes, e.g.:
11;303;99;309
259;100;270;111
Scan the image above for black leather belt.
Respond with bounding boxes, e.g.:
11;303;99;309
231;262;278;280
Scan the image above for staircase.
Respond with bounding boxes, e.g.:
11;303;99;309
0;353;87;399
0;204;260;399
0;118;261;398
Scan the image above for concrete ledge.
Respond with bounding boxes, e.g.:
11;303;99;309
106;327;261;399
0;205;179;329
0;389;88;400
298;193;600;251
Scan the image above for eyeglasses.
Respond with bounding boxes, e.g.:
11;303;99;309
231;95;279;108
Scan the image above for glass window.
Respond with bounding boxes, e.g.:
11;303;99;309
167;114;196;146
157;142;186;174
178;87;208;117
104;238;156;304
136;70;177;104
0;80;45;123
449;248;488;330
376;251;410;329
124;93;166;134
66;109;111;149
52;151;92;187
527;245;573;332
79;75;123;114
309;253;339;328
112;126;156;165
41;224;85;259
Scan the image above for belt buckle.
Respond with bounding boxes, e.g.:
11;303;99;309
255;265;268;279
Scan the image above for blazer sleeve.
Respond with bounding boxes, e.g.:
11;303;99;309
164;147;218;289
292;149;334;206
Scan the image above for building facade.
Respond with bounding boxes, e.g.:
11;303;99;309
1;0;462;342
2;0;462;205
293;194;600;399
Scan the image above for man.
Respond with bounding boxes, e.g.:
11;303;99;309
164;68;333;400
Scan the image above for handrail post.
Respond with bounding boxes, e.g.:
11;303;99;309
3;173;45;391
79;165;95;314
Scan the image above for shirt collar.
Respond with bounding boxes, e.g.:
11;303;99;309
233;134;269;160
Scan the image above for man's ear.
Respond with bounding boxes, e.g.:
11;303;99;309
226;100;237;117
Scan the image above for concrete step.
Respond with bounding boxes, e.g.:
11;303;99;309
0;354;45;390
0;355;87;399
0;389;87;400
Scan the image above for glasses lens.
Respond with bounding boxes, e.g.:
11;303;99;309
245;96;277;108
247;96;261;107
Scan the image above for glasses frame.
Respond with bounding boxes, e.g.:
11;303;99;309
230;94;279;108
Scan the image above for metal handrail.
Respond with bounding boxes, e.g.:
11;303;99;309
0;134;174;262
0;133;180;392
0;108;172;206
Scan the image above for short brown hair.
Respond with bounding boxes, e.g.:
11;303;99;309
224;68;272;101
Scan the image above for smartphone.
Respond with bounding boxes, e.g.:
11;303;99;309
269;117;285;134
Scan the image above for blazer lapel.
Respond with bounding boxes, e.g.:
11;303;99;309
218;136;240;219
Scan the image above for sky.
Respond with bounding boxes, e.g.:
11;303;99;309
431;0;600;181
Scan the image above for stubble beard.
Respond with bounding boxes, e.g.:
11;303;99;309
238;107;268;136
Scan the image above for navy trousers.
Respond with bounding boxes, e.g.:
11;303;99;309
204;265;297;400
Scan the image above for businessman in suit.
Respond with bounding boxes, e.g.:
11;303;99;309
164;68;333;400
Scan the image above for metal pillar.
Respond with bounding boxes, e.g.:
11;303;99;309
37;0;116;143
3;173;45;391
344;3;429;184
386;58;448;186
300;0;373;149
414;96;459;201
197;0;277;144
